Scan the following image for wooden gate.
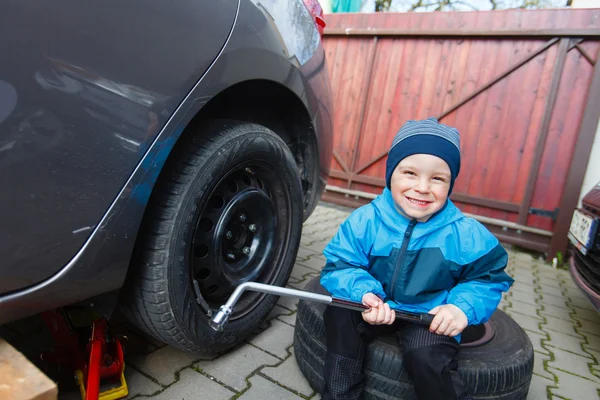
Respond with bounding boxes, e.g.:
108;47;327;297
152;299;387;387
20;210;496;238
321;9;600;259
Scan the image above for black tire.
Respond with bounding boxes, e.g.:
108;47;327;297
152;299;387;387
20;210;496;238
121;120;304;353
294;277;534;400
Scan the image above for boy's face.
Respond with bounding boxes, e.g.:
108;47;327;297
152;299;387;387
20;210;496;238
389;154;451;222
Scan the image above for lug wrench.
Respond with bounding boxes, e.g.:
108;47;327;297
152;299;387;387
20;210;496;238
209;281;434;331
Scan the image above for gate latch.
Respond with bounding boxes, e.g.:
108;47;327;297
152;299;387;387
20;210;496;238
528;207;559;220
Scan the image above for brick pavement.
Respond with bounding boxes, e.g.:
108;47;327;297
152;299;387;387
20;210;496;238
2;202;600;400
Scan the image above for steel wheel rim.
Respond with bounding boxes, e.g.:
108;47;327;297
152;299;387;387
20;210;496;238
190;164;289;320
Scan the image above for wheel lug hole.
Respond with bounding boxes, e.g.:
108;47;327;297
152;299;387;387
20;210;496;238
242;247;250;256
248;224;257;232
239;214;247;222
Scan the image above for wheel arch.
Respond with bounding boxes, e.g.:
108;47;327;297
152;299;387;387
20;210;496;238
181;79;320;218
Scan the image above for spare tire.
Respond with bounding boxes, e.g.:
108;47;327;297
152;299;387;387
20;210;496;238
294;277;534;400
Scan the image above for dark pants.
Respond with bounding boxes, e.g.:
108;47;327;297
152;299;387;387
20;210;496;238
323;306;466;400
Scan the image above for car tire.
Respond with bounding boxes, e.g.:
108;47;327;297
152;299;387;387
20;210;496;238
121;119;304;354
294;277;534;400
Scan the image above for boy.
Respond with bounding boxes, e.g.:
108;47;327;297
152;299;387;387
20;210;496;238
320;117;514;400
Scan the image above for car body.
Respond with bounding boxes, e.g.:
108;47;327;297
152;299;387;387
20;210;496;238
0;0;333;344
568;181;600;311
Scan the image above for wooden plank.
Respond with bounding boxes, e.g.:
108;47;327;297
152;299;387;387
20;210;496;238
0;339;57;400
518;38;570;225
324;28;600;39
527;46;588;230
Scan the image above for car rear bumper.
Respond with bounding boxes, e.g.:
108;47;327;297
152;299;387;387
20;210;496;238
568;251;600;312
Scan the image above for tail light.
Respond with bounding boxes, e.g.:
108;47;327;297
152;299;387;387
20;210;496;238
302;0;326;37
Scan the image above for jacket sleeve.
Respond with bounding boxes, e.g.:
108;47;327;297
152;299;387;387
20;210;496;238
320;207;386;303
446;227;514;325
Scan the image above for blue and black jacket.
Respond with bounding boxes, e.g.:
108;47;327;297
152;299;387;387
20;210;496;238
320;188;514;327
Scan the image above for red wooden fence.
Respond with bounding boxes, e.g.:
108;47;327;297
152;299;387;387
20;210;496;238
320;9;600;259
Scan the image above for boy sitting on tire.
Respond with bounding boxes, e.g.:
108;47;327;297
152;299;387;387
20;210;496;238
320;117;514;400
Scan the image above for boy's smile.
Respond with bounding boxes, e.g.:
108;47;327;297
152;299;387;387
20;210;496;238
389;154;451;222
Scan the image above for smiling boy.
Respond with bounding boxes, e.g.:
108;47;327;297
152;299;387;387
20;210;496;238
319;118;514;400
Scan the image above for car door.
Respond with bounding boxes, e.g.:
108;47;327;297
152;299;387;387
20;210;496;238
0;0;238;294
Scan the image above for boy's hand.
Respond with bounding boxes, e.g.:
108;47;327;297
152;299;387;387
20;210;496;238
361;293;395;325
428;304;468;337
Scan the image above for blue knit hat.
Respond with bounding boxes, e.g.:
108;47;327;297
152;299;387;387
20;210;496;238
385;117;461;194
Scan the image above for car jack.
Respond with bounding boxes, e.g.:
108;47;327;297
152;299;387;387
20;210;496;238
40;309;128;400
209;281;434;331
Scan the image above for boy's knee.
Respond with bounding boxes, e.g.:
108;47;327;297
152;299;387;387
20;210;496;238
403;343;459;375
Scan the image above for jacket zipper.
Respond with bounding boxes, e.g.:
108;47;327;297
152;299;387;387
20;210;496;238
389;219;417;300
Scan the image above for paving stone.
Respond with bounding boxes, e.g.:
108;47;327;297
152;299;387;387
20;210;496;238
539;303;574;321
560;277;583;292
526;331;550;355
581;346;600;364
297;246;320;260
584;332;600;353
312;253;327;262
149;368;234;400
528;374;556;400
572;307;600;323
546;347;600;382
291;263;320;282
301;241;328;255
563;286;591;302
312;394;322;400
498;298;510;311
268;305;293;321
287;278;312;291
511;252;539;263
249;320;295;359
129;345;204;386
277;295;299;312
568;296;597;311
537;265;563;277
539;294;570;310
261;350;314;396
537;284;567;299
508;289;539;306
509;283;539;295
535;276;562;290
125;367;162;397
195;343;279;391
301;234;321;245
505;310;544;334
505;303;543;320
543;314;583;337
239;375;304;400
548;367;600;400
296;257;326;272
508;269;535;285
533;351;554;380
544;329;590;357
574;317;600;338
277;312;297;327
510;274;538;287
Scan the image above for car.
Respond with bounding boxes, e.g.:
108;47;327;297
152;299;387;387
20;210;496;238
568;181;600;311
0;0;333;354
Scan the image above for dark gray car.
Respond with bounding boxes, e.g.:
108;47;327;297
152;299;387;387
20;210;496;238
0;0;332;353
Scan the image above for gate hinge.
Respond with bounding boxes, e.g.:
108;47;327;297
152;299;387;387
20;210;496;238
528;207;559;220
